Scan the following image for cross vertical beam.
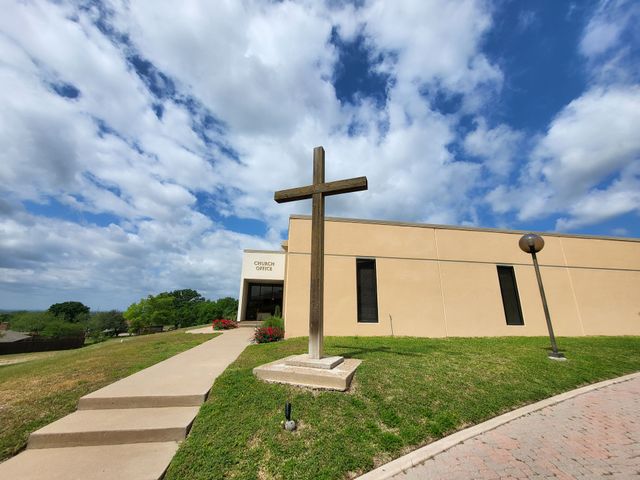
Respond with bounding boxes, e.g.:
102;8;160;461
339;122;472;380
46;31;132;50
274;146;367;360
309;147;325;359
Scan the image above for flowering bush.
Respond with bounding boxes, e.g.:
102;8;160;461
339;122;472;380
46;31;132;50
254;326;284;343
212;318;238;330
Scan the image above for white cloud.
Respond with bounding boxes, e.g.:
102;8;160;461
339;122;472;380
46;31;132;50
579;0;636;58
483;0;640;231
534;87;640;197
0;209;274;310
579;0;640;84
463;119;523;176
486;86;640;229
553;158;640;230
111;0;500;232
360;0;500;94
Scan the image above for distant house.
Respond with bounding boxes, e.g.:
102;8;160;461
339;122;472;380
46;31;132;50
0;330;32;344
0;329;83;355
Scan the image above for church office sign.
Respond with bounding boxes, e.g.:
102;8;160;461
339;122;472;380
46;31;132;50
254;260;276;272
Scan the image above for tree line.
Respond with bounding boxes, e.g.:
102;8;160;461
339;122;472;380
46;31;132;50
1;291;238;340
123;289;238;332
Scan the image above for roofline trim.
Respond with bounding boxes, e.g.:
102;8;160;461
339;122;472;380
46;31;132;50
243;249;286;254
288;215;640;243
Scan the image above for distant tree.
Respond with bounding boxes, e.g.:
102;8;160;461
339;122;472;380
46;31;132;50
88;310;127;338
48;302;90;322
152;293;177;326
216;297;239;320
41;320;85;339
9;311;84;338
169;289;204;307
124;294;176;333
124;297;151;332
123;291;238;332
168;289;204;328
9;311;55;334
195;300;222;324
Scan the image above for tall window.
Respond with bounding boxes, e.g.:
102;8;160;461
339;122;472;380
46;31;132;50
356;259;379;323
497;266;524;326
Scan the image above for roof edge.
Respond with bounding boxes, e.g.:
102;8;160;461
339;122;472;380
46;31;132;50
243;249;285;254
288;215;640;243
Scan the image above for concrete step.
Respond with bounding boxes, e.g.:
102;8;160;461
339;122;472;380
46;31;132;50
238;320;262;328
0;443;179;480
78;328;254;410
28;407;199;449
78;393;205;409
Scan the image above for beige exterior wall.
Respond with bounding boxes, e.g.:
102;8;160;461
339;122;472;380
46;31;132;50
283;216;640;338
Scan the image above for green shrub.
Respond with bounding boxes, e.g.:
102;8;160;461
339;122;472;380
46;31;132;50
261;315;284;330
9;312;85;339
9;311;54;334
40;320;85;339
87;310;127;339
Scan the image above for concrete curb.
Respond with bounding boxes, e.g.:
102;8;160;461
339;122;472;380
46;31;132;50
357;371;640;480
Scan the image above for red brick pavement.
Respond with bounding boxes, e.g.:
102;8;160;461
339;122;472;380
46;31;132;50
393;377;640;479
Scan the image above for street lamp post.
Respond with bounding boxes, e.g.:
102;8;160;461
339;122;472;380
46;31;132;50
519;233;566;360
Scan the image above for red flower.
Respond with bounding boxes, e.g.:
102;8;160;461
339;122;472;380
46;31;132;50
212;318;238;330
254;326;284;343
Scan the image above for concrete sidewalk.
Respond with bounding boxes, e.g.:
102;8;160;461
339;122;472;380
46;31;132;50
0;328;254;480
361;372;640;480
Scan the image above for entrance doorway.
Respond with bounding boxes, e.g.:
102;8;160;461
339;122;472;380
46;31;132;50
245;282;283;320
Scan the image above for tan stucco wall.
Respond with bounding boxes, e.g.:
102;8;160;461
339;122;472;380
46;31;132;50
283;216;640;338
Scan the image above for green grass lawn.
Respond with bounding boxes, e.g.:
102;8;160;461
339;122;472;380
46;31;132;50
166;335;640;480
0;329;218;461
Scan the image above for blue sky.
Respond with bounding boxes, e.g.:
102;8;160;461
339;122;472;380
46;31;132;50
1;0;639;310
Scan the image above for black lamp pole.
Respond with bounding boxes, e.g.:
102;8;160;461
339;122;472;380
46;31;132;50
519;234;565;360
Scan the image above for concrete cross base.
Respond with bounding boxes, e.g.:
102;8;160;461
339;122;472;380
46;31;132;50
253;355;361;391
285;353;344;369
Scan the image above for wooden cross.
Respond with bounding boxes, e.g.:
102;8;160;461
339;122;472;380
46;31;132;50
275;146;368;359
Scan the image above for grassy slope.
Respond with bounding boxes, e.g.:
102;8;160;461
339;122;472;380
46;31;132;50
0;330;217;461
166;335;640;480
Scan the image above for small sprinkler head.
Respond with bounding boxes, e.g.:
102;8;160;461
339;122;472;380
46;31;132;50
284;401;296;431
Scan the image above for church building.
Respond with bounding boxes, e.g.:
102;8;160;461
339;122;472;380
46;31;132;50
237;215;640;338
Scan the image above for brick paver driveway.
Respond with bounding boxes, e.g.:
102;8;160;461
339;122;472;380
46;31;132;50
394;376;640;479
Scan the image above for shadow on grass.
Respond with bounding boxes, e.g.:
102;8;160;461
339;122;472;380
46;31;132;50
331;344;428;358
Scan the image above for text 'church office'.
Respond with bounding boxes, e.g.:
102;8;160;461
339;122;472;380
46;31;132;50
238;215;640;338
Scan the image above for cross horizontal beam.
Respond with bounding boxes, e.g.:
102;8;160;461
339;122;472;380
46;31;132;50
274;176;368;203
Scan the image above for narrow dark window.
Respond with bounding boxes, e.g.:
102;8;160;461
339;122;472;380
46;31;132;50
356;259;379;323
497;266;524;326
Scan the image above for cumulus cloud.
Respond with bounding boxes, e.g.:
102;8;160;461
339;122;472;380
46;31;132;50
580;0;637;58
112;0;501;231
0;209;274;310
487;86;640;227
463;119;523;176
485;0;640;231
579;0;640;84
534;87;640;199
